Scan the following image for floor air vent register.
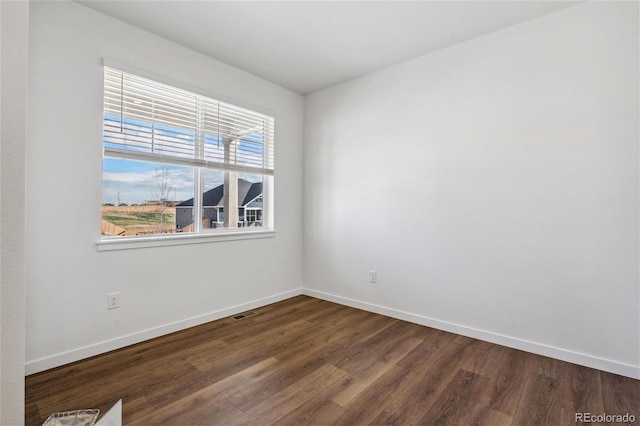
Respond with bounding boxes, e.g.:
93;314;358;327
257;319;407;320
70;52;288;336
230;311;257;321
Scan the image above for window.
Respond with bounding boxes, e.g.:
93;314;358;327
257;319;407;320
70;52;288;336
101;66;274;241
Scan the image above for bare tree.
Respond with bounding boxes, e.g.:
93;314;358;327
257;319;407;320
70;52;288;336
153;167;173;232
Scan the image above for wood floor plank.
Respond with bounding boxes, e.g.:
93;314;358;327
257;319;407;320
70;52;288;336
220;304;321;345
121;396;156;424
188;400;245;426
229;363;348;425
220;315;312;346
330;336;423;406
25;403;41;426
512;373;561;425
418;368;491;425
483;349;538;416
35;352;201;417
141;319;315;408
27;336;228;412
246;295;325;324
25;296;640;426
25;318;236;390
282;299;350;326
223;313;393;412
272;309;396;366
271;397;343;426
552;363;603;425
538;355;568;380
188;319;314;371
380;335;481;424
461;339;510;378
130;357;279;425
353;314;400;343
224;350;332;412
333;364;417;425
135;399;242;426
396;330;458;371
465;404;514;425
331;319;407;372
369;409;401;426
600;371;640;418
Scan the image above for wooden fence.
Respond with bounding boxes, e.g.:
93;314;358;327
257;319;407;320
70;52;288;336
101;219;125;237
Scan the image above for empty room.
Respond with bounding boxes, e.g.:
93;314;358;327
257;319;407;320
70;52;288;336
1;0;639;424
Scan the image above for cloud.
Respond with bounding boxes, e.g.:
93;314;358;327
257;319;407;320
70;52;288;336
102;159;263;205
102;166;195;204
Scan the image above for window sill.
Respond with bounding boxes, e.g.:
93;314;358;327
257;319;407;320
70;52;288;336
96;229;275;251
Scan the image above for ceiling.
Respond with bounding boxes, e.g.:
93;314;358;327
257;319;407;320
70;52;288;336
77;1;579;95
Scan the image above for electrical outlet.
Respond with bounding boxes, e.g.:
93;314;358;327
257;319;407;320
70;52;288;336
108;292;120;310
369;270;377;283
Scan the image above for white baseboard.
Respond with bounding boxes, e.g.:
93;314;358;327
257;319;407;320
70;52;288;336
25;288;304;375
303;288;640;380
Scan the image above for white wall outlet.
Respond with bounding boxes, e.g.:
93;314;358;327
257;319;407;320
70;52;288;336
369;270;377;283
108;292;120;310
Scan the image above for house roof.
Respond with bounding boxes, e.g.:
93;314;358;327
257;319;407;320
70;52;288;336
177;179;262;208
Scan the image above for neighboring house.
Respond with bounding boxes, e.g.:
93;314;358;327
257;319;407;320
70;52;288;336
175;179;263;229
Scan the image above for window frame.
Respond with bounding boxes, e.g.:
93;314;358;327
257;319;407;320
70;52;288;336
97;61;275;250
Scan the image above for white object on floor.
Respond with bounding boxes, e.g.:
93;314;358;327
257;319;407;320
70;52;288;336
42;409;99;426
94;400;122;426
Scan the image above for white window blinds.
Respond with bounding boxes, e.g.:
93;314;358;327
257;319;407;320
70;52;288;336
103;67;275;175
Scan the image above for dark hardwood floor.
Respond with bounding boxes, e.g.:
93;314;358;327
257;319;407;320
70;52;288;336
25;296;639;425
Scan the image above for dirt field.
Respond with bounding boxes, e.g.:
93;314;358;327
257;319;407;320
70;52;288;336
102;204;176;228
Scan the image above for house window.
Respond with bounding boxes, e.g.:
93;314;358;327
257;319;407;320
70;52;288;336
101;66;274;240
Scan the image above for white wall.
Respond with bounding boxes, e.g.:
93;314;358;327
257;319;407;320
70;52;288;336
24;0;640;381
1;0;29;422
26;1;304;374
304;1;640;378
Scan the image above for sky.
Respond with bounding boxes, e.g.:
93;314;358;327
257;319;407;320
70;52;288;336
102;158;261;205
102;158;195;205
